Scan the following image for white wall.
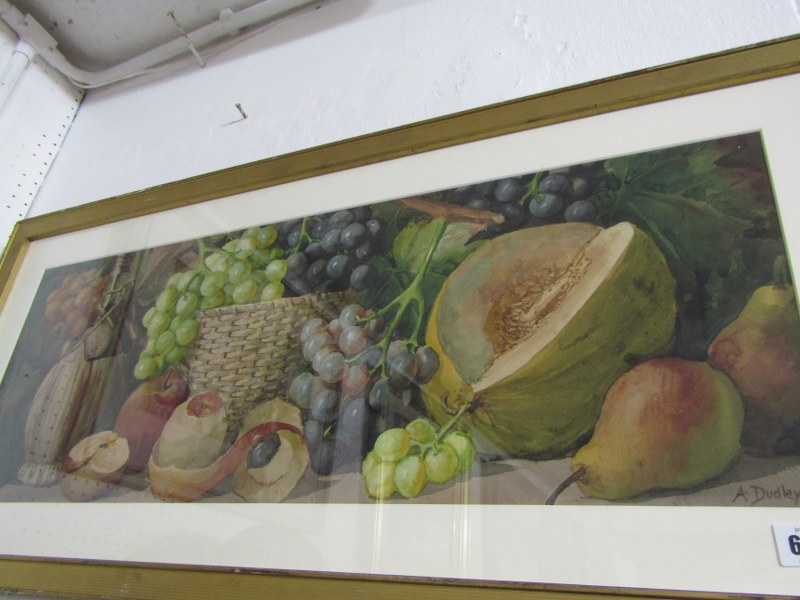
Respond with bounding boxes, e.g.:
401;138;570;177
0;20;82;248
23;0;800;216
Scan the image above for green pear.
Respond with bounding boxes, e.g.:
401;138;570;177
708;283;800;456
568;358;743;501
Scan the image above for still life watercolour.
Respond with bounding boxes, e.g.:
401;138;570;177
0;131;798;508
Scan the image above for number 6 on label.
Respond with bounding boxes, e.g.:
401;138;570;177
773;524;800;566
789;534;800;556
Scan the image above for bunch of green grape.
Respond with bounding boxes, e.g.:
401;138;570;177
361;418;474;500
133;225;288;380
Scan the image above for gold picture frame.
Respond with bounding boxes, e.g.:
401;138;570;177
2;34;800;599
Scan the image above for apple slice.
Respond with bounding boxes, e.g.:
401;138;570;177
59;431;130;501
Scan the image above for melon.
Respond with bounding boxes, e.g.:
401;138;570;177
422;222;677;458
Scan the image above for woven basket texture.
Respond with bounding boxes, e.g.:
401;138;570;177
186;290;354;435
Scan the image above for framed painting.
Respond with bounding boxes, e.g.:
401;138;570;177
1;34;800;600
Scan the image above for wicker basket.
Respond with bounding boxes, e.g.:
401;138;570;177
185;290;355;436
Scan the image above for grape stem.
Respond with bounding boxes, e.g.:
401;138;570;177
195;238;214;263
520;171;542;206
290;217;319;254
434;401;472;444
404;403;471;458
196;237;240;264
370;218;447;365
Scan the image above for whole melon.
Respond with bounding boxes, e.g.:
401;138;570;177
422;221;677;458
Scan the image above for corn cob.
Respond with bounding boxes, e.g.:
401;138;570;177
18;252;139;486
18;345;93;486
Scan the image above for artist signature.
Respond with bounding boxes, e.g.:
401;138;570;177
731;484;800;506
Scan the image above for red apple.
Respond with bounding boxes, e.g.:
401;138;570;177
113;369;189;472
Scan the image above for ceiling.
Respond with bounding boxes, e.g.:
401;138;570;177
8;0;300;71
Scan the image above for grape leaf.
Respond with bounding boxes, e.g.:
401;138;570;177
392;219;483;275
361;255;404;311
360;217;483;341
605;134;785;358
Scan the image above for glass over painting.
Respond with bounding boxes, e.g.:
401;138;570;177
0;131;797;511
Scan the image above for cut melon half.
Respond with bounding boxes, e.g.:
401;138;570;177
424;222;677;458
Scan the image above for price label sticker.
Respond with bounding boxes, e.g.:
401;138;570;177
773;523;800;566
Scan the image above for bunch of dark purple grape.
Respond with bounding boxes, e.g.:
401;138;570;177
276;207;385;296
287;303;441;476
446;161;611;234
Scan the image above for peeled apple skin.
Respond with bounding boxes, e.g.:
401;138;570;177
422;222;677;458
148;420;301;502
233;398;309;503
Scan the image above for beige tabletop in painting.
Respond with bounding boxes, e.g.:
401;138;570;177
1;452;799;507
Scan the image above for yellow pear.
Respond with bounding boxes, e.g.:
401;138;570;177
568;358;743;501
708;283;800;456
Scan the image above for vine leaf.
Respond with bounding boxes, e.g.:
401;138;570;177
605;134;784;358
393;219;483;275
364;217;483;341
